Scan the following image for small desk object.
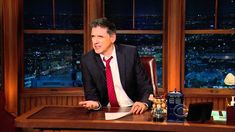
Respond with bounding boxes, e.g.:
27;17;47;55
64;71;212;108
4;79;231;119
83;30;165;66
15;105;235;132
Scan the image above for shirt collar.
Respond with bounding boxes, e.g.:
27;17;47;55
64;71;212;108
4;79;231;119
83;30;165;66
100;45;116;61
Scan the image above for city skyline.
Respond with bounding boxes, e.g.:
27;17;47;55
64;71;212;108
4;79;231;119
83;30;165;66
20;0;235;89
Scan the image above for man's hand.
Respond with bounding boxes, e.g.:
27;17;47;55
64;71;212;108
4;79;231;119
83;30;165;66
79;100;100;110
130;102;148;114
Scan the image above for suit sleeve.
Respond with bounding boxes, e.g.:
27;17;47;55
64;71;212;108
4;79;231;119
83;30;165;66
81;57;100;101
134;50;153;107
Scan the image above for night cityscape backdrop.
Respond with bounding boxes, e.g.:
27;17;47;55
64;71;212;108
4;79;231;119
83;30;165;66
18;0;235;89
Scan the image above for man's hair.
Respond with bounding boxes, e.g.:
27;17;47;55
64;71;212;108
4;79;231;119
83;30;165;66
90;18;116;35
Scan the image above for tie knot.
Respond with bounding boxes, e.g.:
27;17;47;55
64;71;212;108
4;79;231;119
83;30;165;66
103;56;113;64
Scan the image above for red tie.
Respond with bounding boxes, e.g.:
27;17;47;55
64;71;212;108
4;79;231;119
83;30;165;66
103;56;119;107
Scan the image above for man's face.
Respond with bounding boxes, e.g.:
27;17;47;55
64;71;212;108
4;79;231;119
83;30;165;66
91;26;116;56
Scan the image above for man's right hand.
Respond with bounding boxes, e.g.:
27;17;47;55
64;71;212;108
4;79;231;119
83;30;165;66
79;100;100;110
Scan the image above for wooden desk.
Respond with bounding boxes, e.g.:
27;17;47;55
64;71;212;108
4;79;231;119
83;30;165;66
15;106;235;132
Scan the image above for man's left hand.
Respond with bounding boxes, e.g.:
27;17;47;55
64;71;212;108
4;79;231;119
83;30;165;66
130;102;148;114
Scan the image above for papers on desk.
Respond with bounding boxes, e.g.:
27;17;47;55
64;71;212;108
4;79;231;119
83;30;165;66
211;110;226;121
105;111;132;120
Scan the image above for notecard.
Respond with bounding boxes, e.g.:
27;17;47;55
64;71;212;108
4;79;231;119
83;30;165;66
105;111;132;120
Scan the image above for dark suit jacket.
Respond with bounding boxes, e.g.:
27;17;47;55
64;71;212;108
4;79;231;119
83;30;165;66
81;44;153;107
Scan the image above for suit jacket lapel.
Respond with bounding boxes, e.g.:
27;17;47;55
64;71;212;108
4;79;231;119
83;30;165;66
116;45;126;89
94;52;106;79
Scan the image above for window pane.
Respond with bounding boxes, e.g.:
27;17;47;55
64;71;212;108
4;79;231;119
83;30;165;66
105;0;133;29
116;34;163;87
218;0;235;29
135;0;163;30
105;0;163;30
55;0;84;29
185;0;215;29
24;0;53;29
24;34;83;88
184;34;235;88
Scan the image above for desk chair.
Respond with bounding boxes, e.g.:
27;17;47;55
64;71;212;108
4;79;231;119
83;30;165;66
140;56;158;96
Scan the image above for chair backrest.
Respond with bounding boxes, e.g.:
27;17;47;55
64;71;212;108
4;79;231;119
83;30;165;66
140;56;158;96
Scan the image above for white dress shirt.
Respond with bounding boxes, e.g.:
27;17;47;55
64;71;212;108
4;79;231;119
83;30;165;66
100;46;134;107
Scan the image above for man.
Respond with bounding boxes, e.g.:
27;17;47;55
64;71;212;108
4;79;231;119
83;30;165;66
79;18;153;114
